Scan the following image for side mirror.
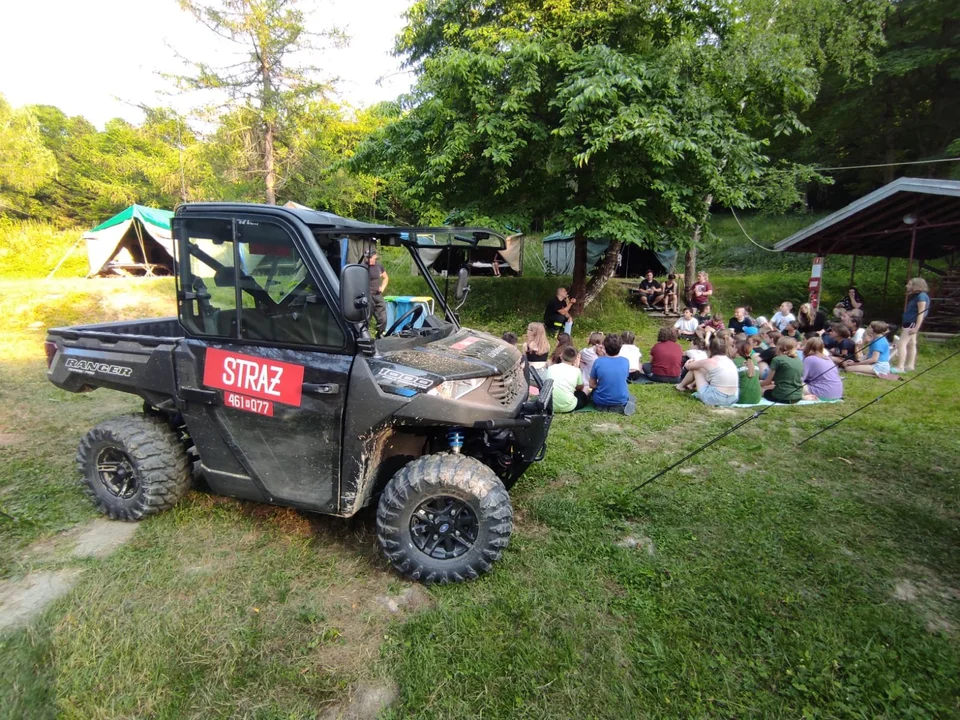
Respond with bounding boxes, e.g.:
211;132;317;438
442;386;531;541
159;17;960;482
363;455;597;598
340;264;371;325
454;267;470;301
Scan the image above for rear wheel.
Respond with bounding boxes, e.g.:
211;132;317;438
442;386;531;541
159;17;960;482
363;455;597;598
376;454;513;584
76;414;192;521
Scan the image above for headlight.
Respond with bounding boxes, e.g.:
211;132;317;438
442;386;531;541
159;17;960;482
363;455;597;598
427;377;485;400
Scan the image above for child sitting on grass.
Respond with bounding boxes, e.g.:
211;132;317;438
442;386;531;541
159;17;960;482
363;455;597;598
801;336;843;401
522;322;550;369
734;338;762;405
545;346;589;412
579;332;604;381
760;337;804;404
549;332;574;366
771;302;796;332
677;336;739;407
643;327;684;383
844;321;892;377
590;332;635;415
619;330;643;381
674;307;699;340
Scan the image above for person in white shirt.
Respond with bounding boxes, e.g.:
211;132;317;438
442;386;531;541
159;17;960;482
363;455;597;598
578;332;605;381
619;330;643;381
770;302;796;332
673;307;700;340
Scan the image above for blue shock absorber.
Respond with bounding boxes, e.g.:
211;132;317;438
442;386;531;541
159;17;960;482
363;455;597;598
447;428;464;454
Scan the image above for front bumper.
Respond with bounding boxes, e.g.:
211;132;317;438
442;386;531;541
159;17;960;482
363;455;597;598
473;379;553;463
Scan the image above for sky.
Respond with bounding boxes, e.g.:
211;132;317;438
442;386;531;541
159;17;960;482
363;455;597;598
0;0;415;128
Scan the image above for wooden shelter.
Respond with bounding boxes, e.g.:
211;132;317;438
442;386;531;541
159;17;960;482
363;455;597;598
775;178;960;332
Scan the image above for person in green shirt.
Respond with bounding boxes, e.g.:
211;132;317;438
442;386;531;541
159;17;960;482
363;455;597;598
544;346;588;413
734;339;762;404
761;337;804;404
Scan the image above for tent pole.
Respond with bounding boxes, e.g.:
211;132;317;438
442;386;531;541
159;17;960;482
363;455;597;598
849;255;857;286
134;221;151;276
47;237;84;280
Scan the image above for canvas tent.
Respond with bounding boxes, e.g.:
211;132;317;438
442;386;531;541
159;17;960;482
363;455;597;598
542;232;677;277
416;233;525;277
84;205;175;277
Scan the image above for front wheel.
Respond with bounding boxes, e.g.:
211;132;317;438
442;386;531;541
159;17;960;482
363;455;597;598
376;454;513;584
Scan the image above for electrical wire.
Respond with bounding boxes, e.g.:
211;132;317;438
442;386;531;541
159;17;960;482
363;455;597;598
796;346;960;446
813;156;960;172
730;208;780;252
631;333;904;492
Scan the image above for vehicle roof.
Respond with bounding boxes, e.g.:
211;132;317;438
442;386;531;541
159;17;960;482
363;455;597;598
176;202;506;247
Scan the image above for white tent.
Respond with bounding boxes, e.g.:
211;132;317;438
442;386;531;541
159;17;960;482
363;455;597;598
84;205;175;277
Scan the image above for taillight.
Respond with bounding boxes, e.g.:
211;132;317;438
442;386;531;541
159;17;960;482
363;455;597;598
44;341;57;368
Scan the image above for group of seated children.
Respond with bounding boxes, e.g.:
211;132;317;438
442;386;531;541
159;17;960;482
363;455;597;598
508;287;894;414
508;324;654;415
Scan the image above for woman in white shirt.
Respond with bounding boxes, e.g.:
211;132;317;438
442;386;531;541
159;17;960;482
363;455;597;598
676;336;739;406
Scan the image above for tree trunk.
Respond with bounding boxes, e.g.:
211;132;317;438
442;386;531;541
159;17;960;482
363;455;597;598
570;232;588;315
684;246;697;305
264;120;277;205
684;193;712;303
579;240;622;312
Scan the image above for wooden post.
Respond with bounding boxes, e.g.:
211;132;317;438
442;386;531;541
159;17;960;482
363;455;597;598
849;255;857;287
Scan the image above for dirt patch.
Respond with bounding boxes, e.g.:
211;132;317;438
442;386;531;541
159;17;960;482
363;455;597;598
374;585;434;615
616;535;656;556
320;679;399;720
27;518;139;562
71;519;139;558
892;571;960;635
893;579;919;602
0;569;83;631
592;422;623;434
0;432;25;447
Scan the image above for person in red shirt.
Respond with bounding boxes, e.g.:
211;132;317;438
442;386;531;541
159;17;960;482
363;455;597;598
643;327;684;383
691;271;713;310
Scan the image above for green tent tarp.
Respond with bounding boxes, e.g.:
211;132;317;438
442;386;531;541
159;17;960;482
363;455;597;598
542;232;677;277
84;205;175;276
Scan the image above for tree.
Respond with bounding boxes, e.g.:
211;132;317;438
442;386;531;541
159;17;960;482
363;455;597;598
0;95;57;217
29;105;209;225
174;0;345;204
357;0;886;311
783;0;960;202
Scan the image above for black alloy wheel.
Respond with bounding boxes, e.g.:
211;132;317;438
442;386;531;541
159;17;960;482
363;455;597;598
96;447;139;499
409;496;479;560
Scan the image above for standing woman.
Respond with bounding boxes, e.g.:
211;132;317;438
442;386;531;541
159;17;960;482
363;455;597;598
895;277;930;373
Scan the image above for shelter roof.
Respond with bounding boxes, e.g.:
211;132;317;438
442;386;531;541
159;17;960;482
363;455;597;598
774;177;960;259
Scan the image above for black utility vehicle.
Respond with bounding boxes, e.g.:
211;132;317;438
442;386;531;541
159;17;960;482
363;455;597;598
46;203;553;583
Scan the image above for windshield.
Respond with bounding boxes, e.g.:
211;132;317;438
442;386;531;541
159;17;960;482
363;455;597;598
309;229;516;325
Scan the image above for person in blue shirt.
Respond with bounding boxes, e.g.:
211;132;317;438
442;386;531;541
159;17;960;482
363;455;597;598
846;321;893;377
589;333;636;415
894;277;930;373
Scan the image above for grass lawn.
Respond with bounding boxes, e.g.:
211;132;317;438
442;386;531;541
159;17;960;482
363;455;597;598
2;244;959;717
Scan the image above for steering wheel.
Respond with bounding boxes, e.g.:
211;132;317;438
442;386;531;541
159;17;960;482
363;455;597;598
384;304;425;337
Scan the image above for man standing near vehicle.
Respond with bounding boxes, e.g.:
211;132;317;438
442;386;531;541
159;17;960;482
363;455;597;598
366;247;389;336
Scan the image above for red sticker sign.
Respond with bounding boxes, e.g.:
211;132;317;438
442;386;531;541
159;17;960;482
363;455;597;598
450;337;480;351
224;391;274;416
203;348;304;407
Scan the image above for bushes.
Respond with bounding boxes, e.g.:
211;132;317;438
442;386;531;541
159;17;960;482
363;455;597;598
0;219;88;279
